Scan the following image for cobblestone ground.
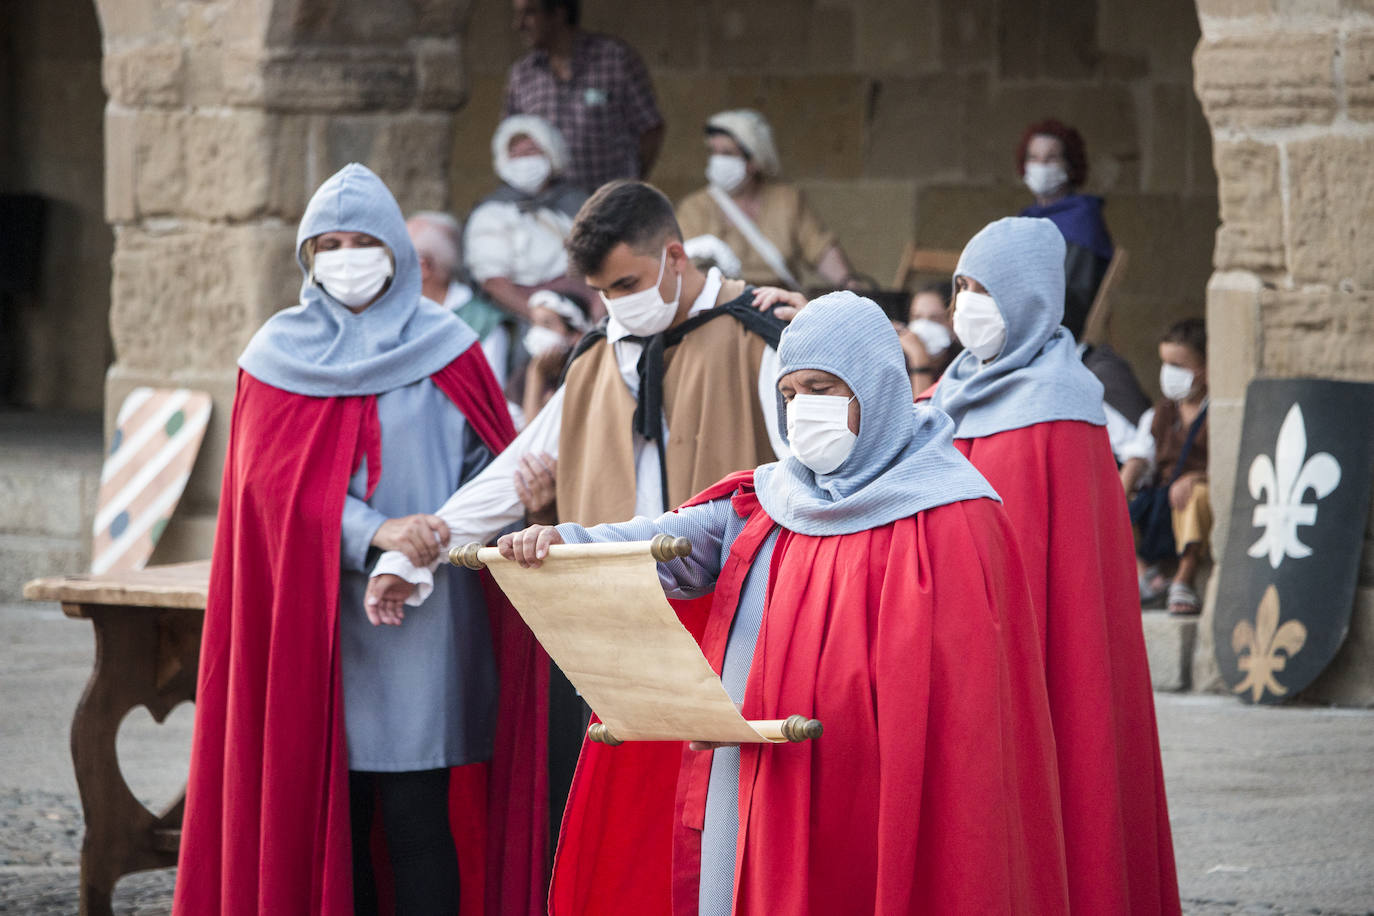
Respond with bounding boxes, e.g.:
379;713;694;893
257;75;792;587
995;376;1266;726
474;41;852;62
0;790;1370;915
0;789;174;914
3;600;1372;914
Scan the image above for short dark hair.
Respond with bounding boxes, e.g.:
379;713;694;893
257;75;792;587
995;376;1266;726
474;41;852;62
916;280;953;307
1016;118;1089;188
566;181;682;277
540;0;579;27
1161;317;1206;361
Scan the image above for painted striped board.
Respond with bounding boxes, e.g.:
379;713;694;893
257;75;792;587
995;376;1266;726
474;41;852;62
91;387;213;575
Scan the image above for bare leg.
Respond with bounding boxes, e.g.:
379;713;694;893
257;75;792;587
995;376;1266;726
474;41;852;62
1174;542;1200;589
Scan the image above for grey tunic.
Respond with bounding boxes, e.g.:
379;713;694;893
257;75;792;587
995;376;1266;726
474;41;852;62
338;377;498;772
558;499;779;916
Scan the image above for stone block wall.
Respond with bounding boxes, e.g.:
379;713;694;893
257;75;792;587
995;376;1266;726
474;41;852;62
449;0;1219;383
0;0;112;412
1192;2;1374;704
92;0;470;563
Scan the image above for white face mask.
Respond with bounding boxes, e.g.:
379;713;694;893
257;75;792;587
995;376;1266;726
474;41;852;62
786;393;857;476
1024;161;1069;198
907;317;952;356
524;324;567;358
952;290;1007;362
1159;363;1195;401
705;154;749;193
600;248;681;338
499;154;553;195
313;246;393;309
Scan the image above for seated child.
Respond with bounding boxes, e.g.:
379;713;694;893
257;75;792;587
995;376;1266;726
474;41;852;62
1120;318;1209;615
520;290;591;422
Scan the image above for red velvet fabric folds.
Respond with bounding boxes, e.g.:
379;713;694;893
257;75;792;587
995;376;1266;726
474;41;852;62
550;474;1070;915
955;420;1181;916
175;345;545;915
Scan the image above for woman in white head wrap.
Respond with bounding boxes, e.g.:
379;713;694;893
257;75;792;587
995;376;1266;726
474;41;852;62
463;114;597;337
676;109;855;290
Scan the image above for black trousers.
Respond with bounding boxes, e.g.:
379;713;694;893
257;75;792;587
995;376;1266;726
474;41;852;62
547;661;592;849
349;768;459;916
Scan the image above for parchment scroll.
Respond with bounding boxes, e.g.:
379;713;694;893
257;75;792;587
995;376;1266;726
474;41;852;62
452;539;821;744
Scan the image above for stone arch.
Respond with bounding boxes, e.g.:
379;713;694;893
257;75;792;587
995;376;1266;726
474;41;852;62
92;0;470;560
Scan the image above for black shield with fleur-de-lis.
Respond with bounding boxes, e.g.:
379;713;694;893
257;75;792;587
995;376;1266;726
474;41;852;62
1213;379;1374;704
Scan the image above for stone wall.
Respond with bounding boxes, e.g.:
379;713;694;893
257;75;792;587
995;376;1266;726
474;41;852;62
94;0;470;562
0;0;112;412
1191;1;1374;704
449;0;1218;384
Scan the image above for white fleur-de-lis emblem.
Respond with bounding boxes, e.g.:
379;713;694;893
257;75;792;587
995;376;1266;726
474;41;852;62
1247;403;1341;569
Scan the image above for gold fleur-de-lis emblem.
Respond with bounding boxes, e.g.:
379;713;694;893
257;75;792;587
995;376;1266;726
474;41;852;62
1231;585;1308;702
1247;403;1341;569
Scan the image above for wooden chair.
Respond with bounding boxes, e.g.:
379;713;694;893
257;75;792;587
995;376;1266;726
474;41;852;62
891;244;962;291
1080;246;1129;346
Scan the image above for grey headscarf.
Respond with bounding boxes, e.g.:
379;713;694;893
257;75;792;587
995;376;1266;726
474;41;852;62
929;217;1105;437
754;292;998;536
239;163;478;397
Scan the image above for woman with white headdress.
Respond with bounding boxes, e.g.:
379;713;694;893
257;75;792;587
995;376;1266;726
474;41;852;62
676;109;855;290
464;114;595;336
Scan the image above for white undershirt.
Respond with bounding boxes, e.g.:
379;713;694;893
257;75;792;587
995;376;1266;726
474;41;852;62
372;268;787;604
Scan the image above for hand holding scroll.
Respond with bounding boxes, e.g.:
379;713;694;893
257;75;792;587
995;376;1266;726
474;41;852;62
458;532;823;746
497;525;564;568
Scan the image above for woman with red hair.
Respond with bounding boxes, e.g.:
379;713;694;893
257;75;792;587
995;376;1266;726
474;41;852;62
1016;119;1114;340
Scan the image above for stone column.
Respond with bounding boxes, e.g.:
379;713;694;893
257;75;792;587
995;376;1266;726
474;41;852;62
1192;2;1374;702
94;0;468;562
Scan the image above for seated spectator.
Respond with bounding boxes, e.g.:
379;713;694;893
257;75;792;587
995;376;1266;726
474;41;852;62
1120;318;1209;615
520;289;591;422
1083;338;1153;465
407;210;512;380
1016;118;1113;340
896;280;958;395
465;115;595;327
677;109;854;290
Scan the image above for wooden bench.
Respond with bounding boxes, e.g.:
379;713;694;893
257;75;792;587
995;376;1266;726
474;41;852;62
24;561;209;916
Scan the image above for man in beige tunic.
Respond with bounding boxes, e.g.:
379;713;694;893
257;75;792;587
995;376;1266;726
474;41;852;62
365;179;790;846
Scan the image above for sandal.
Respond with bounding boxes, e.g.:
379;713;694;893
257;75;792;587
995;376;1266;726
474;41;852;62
1167;582;1200;616
1139;568;1168;607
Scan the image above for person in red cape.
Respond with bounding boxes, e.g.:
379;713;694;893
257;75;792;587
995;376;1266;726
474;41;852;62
503;292;1072;915
929;217;1182;915
173;163;546;916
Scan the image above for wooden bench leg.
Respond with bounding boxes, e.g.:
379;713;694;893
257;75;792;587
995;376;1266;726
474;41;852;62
67;604;199;916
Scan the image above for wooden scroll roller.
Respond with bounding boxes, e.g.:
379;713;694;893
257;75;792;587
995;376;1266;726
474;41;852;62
588;714;823;745
448;534;822;747
449;534;692;570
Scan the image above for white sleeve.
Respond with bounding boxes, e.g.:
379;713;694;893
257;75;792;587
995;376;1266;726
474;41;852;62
1118;407;1157;468
1102;402;1139;465
757;344;789;460
463;202;514;284
370;386;566;605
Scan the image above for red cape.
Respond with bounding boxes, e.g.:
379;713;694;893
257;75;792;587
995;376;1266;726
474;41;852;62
550;473;1070;915
954;421;1181;915
175;346;548;915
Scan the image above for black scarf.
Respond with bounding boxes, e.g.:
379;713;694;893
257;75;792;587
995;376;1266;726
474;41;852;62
559;292;787;509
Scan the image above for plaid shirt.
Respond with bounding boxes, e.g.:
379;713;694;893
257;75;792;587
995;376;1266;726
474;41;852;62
503;31;663;193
